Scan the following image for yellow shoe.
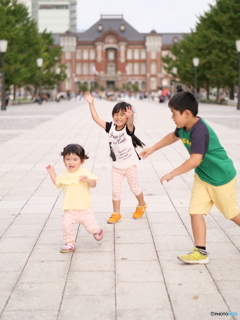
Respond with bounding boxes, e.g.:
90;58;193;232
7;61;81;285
132;203;147;219
177;247;209;264
107;212;122;224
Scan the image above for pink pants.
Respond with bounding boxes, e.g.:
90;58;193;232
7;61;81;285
62;208;100;244
112;165;142;201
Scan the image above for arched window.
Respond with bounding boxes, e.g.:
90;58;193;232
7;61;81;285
141;81;146;91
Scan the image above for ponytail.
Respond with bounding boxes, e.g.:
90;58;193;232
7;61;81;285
132;135;145;148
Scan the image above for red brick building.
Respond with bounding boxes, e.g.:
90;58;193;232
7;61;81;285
53;14;185;93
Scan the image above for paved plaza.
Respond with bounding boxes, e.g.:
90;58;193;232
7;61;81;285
0;98;240;320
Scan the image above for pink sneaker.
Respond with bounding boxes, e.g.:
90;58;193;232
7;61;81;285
93;229;103;241
60;243;76;253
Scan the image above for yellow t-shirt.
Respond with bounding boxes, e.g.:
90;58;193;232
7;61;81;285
55;167;98;210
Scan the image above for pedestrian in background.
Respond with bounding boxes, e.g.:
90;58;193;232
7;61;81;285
177;85;184;93
161;87;170;102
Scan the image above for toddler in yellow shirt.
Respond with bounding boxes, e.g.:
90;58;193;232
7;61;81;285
46;144;103;253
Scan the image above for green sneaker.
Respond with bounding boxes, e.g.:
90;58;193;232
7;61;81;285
177;247;209;264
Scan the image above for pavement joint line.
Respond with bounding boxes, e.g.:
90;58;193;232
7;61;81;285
145;210;177;320
0;200;57;318
209;213;240;253
56;224;81;320
113;224;117;320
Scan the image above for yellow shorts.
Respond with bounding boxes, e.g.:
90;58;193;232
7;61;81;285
189;174;240;219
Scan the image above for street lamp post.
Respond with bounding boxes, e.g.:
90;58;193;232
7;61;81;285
192;57;199;99
0;40;8;111
172;67;178;94
74;77;78;99
56;67;60;102
235;40;240;110
36;58;43;105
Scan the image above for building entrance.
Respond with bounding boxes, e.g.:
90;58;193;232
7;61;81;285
106;81;115;89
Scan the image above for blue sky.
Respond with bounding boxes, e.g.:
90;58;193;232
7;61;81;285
77;0;216;33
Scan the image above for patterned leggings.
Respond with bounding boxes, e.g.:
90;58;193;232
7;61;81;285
62;209;100;244
112;165;142;201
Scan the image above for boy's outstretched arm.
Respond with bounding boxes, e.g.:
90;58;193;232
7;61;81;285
160;153;203;184
84;91;106;129
140;132;179;158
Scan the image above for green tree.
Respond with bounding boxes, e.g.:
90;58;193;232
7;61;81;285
121;82;132;91
194;0;240;98
162;33;211;94
0;0;66;98
162;0;240;99
79;83;88;92
90;81;100;91
35;31;66;92
131;84;139;92
0;0;41;91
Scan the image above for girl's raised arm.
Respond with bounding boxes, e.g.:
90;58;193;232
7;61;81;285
84;91;106;129
125;106;134;133
45;165;57;184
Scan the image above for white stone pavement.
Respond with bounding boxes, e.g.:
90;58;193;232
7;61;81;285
0;99;240;320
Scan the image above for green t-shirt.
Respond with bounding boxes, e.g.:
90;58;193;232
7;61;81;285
174;117;236;186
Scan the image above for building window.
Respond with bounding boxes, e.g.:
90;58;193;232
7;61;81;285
134;49;139;60
108;50;115;60
83;63;88;74
97;45;102;62
120;24;125;31
90;49;95;60
90;63;94;75
76;63;81;74
106;35;117;43
141;81;146;91
141;63;146;74
173;37;178;43
76;49;81;59
127;49;132;60
134;63;139;75
127;63;132;74
66;62;71;74
107;63;116;74
65;51;71;59
98;24;103;31
151;62;156;74
65;78;70;90
151;51;157;59
150;77;157;90
162;78;169;86
83;49;88;60
141;49;146;59
39;5;69;9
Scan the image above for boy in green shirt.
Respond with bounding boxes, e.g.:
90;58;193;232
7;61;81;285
140;91;240;264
